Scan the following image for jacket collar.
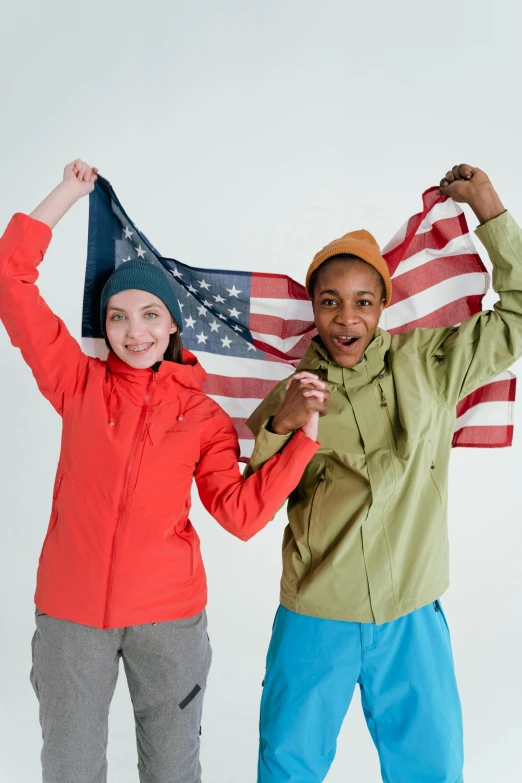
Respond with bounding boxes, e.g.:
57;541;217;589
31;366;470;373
297;329;391;388
106;348;206;392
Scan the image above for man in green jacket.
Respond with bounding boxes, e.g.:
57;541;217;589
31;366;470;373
246;164;522;783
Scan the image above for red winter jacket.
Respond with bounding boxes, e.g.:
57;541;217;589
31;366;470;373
0;214;318;629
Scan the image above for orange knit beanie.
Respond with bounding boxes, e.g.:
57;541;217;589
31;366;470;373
305;229;393;306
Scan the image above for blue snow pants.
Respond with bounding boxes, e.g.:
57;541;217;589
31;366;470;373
258;602;463;783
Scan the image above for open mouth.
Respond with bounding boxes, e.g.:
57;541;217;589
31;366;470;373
125;343;154;355
332;335;361;352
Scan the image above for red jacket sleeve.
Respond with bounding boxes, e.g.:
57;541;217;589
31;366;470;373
0;213;89;415
195;410;319;541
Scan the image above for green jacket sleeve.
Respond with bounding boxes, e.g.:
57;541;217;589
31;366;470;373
401;210;522;406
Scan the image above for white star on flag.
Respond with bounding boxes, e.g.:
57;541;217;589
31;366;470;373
84;176;519;464
122;255;131;262
227;285;241;298
197;305;208;317
178;301;185;311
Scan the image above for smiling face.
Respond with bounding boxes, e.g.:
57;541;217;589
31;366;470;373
105;289;178;368
311;256;386;368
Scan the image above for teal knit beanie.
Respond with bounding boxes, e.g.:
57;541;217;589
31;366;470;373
100;260;183;332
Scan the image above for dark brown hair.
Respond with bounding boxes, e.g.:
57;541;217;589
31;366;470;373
163;330;184;363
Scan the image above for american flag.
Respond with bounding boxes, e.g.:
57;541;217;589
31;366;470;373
82;178;515;461
381;187;516;448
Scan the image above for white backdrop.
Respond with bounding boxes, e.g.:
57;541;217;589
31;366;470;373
1;1;521;781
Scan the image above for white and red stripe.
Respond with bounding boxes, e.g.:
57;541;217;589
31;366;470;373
382;188;515;447
204;189;515;458
83;189;516;460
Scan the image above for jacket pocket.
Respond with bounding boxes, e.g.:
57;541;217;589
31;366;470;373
173;505;196;579
434;599;450;635
39;471;66;563
298;464;327;587
163;428;200;468
175;530;194;578
133;423;152;491
428;441;442;507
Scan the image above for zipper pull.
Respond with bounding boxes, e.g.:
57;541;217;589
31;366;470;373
53;471;65;499
378;384;388;407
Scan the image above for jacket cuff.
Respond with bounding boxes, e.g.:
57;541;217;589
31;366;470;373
248;417;294;472
277;429;320;474
475;210;522;292
475;209;511;245
285;428;320;457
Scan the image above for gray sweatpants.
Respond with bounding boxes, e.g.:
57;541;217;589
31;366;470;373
30;609;212;783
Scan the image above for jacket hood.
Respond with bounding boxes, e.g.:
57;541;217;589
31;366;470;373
297;329;392;386
106;348;207;392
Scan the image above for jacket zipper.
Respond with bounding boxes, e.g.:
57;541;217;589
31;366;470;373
430;462;442;505
176;502;194;577
185;534;194;577
377;383;398;451
133;423;152;491
428;440;442;506
53;470;66;501
103;372;157;629
184;504;194;577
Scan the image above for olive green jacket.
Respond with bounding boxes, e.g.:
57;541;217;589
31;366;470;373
246;211;522;624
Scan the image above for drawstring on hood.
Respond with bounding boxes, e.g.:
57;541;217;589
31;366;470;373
108;377;121;427
104;349;205;429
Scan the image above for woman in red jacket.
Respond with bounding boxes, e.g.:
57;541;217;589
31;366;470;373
0;160;327;783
